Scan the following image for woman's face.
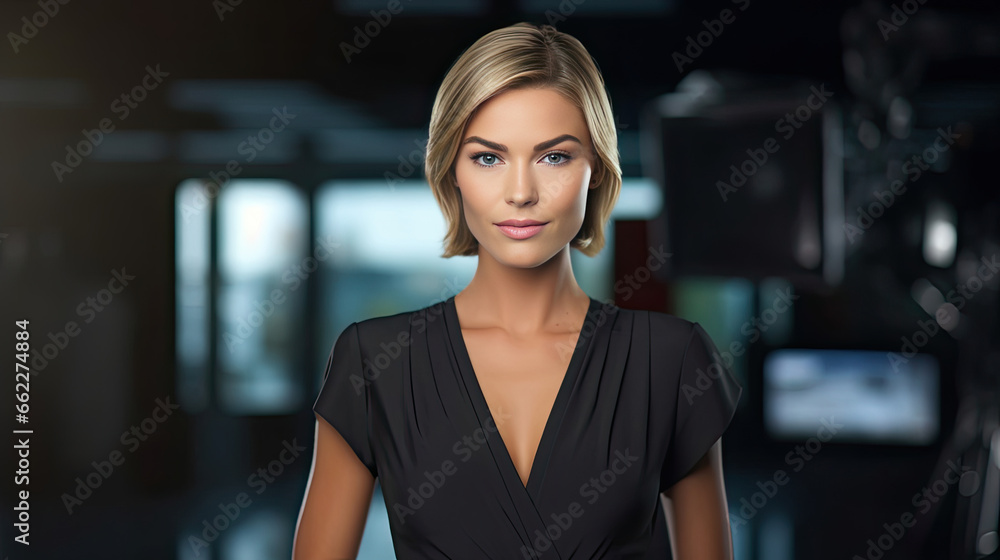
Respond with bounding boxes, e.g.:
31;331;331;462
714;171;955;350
454;86;597;268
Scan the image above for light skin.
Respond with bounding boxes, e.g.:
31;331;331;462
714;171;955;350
292;86;733;559
293;416;375;560
451;86;598;491
663;438;735;559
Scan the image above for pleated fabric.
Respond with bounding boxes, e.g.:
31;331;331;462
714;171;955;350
314;295;742;559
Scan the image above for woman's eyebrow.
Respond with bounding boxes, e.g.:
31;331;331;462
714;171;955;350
462;134;582;153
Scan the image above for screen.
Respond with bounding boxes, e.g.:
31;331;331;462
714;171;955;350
642;84;844;288
763;348;939;445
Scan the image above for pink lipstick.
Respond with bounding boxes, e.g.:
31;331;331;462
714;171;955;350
494;219;548;240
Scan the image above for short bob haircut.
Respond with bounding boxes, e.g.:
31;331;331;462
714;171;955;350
425;22;622;258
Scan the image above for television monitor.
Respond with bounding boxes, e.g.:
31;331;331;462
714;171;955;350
763;348;939;445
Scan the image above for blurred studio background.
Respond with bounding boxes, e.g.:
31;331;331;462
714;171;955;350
1;0;999;558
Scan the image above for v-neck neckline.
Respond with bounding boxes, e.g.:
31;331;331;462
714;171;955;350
443;294;600;497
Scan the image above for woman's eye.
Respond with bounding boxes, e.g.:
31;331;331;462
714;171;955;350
470;153;499;167
469;151;572;168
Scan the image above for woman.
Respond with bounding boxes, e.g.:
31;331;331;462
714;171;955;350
294;22;742;559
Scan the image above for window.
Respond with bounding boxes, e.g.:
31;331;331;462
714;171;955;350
175;178;308;415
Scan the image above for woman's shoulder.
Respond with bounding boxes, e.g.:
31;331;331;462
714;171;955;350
611;302;698;341
349;298;449;343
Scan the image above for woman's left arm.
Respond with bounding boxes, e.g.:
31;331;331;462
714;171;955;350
661;438;733;560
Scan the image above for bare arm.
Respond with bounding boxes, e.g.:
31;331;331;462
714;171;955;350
293;415;376;560
660;438;733;560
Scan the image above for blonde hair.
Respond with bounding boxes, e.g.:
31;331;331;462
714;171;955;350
425;22;622;258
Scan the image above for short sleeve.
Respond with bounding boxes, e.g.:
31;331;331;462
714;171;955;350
660;322;742;491
313;322;378;477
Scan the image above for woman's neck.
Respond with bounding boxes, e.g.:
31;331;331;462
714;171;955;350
454;245;589;336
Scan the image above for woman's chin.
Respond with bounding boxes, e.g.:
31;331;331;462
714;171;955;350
482;244;565;270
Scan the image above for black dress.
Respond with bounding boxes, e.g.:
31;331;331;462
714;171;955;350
313;295;742;559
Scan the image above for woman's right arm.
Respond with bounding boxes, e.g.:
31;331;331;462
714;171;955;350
293;415;376;560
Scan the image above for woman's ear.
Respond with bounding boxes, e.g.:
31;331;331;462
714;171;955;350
588;145;601;189
589;159;601;190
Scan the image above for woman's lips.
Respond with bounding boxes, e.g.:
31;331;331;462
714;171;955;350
496;223;546;239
